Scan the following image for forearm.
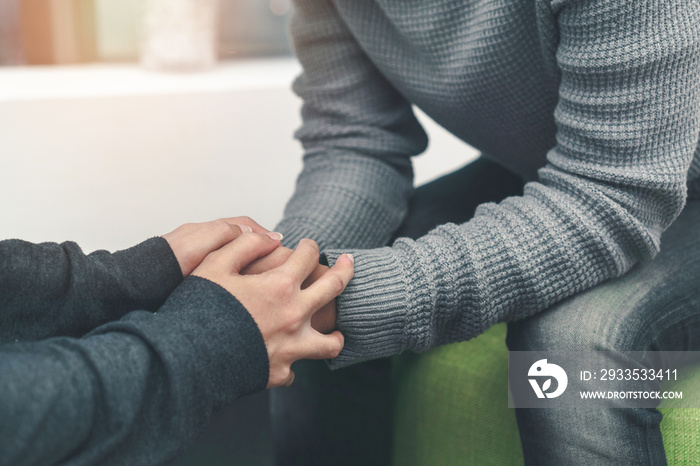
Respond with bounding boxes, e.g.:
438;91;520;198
276;152;414;250
322;186;669;367
0;276;268;466
278;1;430;249
0;237;182;343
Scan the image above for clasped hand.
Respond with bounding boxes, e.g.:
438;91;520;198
163;217;352;388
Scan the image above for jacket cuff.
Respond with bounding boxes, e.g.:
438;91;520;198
111;237;184;309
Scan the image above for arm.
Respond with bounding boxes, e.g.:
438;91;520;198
277;0;428;251
0;276;266;466
284;0;700;367
0;233;353;466
0;237;181;343
0;218;261;343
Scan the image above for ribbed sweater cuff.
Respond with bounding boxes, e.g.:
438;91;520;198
322;247;418;369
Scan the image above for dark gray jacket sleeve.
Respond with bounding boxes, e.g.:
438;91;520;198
0;237;183;343
0;276;269;466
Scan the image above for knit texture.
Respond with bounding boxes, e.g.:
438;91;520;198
278;0;700;367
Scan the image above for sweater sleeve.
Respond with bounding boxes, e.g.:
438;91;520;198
0;237;183;343
0;276;269;466
276;0;427;250
285;0;700;367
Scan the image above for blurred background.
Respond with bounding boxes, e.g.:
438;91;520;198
0;0;293;65
0;1;476;464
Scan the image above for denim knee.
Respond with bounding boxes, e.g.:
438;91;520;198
507;271;700;355
508;201;700;354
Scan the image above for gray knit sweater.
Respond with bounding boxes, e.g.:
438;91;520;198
277;0;700;367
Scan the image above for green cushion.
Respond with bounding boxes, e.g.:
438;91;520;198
392;324;523;465
393;323;700;465
660;367;700;464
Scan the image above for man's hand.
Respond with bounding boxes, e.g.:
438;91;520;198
163;217;280;276
192;236;354;388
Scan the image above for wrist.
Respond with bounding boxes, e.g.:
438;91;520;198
322;247;409;368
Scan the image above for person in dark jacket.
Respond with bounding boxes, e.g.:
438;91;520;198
0;216;353;465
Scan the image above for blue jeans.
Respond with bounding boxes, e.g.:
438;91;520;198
270;157;700;465
507;198;700;465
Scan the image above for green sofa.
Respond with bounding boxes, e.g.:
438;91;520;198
392;323;700;465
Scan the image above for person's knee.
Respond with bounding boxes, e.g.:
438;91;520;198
509;200;700;354
506;282;655;354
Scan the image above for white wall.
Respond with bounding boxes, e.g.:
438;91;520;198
0;58;476;252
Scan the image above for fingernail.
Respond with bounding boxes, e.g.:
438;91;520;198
344;254;354;264
235;224;253;233
266;232;284;241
